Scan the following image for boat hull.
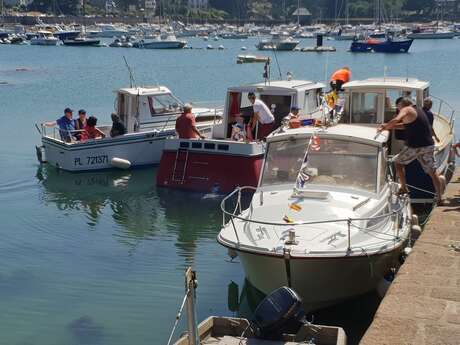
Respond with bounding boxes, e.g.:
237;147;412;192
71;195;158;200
350;39;413;53
157;150;263;193
256;41;299;51
233;247;404;312
30;39;59;46
408;32;456;39
63;39;100;46
41;132;171;171
137;41;186;49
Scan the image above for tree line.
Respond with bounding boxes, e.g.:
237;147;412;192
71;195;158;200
22;0;459;20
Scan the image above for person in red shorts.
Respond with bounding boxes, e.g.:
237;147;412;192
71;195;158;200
175;103;205;139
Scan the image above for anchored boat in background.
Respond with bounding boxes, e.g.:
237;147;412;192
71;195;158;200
36;86;222;171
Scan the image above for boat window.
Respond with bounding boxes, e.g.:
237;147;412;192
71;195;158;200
261;138;310;186
350;92;381;124
192;142;202;149
423;88;429;100
260;94;292;128
148;93;182;116
204;143;215;150
299;139;378;193
304;90;318;114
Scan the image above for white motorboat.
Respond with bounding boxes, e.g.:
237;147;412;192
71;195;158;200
256;32;299;51
135;33;187;49
341;77;456;203
30;31;60;46
407;29;456;39
218;123;413;311
92;24;129;38
36;86;222;171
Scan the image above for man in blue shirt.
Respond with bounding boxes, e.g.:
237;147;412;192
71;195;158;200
46;108;76;142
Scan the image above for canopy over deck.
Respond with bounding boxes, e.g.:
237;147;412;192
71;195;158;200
343;77;429;91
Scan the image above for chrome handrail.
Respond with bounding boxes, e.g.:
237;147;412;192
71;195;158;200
430;94;457;125
221;186;410;250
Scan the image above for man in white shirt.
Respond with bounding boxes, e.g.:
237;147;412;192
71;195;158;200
248;92;275;139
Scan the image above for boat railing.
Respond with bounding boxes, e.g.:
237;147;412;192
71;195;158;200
221;186;409;251
430;94;456;125
37;123;86;142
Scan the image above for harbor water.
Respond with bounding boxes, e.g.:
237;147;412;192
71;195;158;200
0;37;459;345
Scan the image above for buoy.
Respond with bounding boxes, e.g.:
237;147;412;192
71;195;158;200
241;46;247;51
206;44;213;50
411;214;419;225
111;157;131;169
218;45;224;50
411;225;422;233
403;247;412;256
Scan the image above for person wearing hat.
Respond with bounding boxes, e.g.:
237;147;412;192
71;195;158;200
73;109;87;140
45;107;76;143
175;103;205;139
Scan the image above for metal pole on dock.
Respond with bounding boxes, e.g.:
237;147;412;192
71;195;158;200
185;268;198;345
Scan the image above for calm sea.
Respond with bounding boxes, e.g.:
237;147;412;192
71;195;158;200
0;37;459;345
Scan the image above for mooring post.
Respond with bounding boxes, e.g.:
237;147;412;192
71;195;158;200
185;267;198;345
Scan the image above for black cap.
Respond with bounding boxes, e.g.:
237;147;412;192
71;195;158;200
78;109;86;114
64;107;73;114
291;105;300;111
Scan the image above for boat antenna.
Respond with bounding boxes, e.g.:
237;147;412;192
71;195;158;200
123;56;136;88
271;47;282;80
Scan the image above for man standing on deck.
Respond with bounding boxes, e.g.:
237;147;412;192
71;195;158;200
175;103;205;139
377;97;445;204
422;97;440;142
330;67;352;92
45;108;76;143
248;93;275;140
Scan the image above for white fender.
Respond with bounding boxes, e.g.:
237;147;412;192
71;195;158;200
111;157;131;170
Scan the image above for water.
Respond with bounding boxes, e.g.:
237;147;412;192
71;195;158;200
0;37;459;345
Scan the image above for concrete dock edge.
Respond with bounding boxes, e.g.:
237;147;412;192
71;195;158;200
360;168;460;345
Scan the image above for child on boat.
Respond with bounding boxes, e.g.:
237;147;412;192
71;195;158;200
81;116;106;140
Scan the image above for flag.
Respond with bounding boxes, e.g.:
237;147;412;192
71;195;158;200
311;135;321;151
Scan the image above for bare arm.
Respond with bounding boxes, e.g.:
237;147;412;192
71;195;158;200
192;126;204;139
378;108;411;132
44;121;57;127
95;127;106;138
251;112;260;130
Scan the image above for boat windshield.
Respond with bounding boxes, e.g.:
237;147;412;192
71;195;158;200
261;137;378;193
147;93;183;115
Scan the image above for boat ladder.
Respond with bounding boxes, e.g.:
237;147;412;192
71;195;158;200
172;148;189;184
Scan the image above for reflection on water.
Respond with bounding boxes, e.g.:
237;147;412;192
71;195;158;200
36;165;223;258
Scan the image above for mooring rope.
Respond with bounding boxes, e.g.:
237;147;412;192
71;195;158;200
166;288;190;345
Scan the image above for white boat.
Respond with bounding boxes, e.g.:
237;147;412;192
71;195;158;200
30;31;60;46
36;86;222;171
218;123;413;311
341;77;456;203
256;32;299;51
407;29;456;39
93;24;129;38
135;33;187;49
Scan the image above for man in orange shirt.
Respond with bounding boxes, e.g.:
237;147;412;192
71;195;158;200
330;66;351;92
175;103;205;139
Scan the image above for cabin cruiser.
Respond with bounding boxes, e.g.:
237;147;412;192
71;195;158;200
36;86;222;171
134;33;187;49
256;32;299;51
30;31;60;46
407;28;456;39
92;24;129;38
341;77;455;203
218;123;413;311
156;78;325;193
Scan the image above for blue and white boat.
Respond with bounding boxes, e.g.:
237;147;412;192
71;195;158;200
350;37;413;53
36;86;222;171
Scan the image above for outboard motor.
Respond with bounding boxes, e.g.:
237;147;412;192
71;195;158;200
252;286;305;339
316;34;323;47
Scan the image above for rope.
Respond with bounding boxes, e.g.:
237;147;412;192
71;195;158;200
166;288;190;345
405;183;437;196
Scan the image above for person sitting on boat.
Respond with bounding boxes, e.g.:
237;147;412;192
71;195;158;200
330;67;351;92
44;107;76;143
231;123;246;141
175;103;205;139
73;109;87;140
284;106;300;121
110;114;127;137
81;116;106;140
247;93;275;140
422;98;440;142
377;97;445;204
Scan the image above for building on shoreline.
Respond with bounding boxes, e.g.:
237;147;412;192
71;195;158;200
188;0;208;11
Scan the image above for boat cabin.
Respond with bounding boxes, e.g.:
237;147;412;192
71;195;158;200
212;79;325;140
341;77;453;155
260;125;390;197
115;86;221;133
